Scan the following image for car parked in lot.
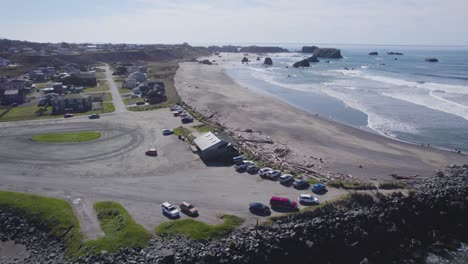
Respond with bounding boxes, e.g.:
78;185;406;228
64;113;73;118
162;129;173;135
293;179;310;189
180;202;198;216
259;167;273;177
232;155;245;165
88;113;100;119
263;170;281;180
234;160;254;171
269;196;298;211
181;116;194;123
145;148;158;156
246;165;259;174
136;101;145;105
249;202;271;215
162;202;180;218
279;174;294;185
311;183;327;194
298;194;319;205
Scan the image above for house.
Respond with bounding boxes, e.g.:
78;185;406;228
125;78;137;89
0;82;26;105
193;132;238;161
50;94;92;114
128;72;146;82
61;64;81;74
62;72;97;87
0;57;10;67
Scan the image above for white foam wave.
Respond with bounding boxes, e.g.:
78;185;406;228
322;88;420;136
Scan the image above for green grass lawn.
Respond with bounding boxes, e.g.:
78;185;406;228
192;124;211;133
32;131;102;143
0;105;60;122
0;100;115;122
172;126;194;142
328;180;377;190
155;214;244;240
0;190;82;256
119;88;130;94
82;201;152;255
85;83;109;92
124;97;143;105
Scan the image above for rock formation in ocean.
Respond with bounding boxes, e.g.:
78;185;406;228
369;52;379;55
264;57;273;65
313;48;343;59
241;57;249;64
207;45;240;53
293;59;310;68
301;46;319;53
425;58;439;62
239;46;289;53
307;56;320;63
387;52;404;55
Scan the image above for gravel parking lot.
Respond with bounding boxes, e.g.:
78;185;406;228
0;109;347;239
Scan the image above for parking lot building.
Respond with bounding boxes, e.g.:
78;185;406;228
193;132;238;161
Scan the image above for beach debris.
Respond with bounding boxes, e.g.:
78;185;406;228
274;147;291;158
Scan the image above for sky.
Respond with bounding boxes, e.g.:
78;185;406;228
1;0;467;45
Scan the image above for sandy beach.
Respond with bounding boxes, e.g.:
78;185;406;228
175;53;468;181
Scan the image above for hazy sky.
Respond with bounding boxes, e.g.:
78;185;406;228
1;0;467;45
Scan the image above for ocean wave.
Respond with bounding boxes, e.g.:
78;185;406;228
334;69;468;95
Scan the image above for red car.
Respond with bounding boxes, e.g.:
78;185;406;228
145;148;158;156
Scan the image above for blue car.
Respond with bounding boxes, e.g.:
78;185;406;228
249;203;270;215
311;183;326;194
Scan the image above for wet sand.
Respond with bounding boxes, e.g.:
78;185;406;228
175;53;468;180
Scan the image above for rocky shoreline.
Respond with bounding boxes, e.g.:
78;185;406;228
1;166;468;263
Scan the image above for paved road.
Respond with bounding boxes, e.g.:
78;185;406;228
0;109;346;240
104;64;127;113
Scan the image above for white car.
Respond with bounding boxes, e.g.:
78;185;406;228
298;194;319;205
264;170;281;180
259;167;272;176
162;202;180;218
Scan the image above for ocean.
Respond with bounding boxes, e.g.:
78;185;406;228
217;43;468;152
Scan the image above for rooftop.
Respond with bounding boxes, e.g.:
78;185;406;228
193;132;223;151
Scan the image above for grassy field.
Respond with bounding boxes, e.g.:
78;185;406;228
82;201;152;255
0;190;83;256
32;131;102;143
192;124;211;133
34;81;54;89
328;180;377;190
172;126;194;143
124;97;143;105
0;105;60;122
155;214;244;240
119;88;130;94
85;82;109;93
0;100;115;122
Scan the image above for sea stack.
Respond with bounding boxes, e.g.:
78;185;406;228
425;58;439;62
313;48;343;59
293;59;310;68
369;52;379;55
264;57;273;65
301;46;319;53
387;52;404;55
307;56;320;63
241;57;249;64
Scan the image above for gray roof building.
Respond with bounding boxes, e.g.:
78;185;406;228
193;132;238;161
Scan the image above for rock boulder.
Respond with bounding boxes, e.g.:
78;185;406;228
313;48;343;59
293;59;310;68
425;58;439;62
369;52;379;56
307;56;319;63
301;46;319;53
264;57;273;65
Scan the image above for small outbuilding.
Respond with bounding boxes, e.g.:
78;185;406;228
193;132;238;161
